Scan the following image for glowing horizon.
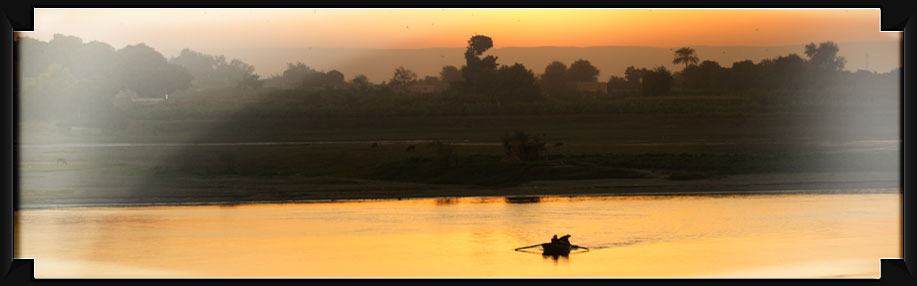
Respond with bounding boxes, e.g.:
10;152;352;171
21;8;899;54
17;8;902;81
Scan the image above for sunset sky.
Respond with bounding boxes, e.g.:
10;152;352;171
17;8;902;80
23;9;898;51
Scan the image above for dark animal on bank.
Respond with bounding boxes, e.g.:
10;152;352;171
371;142;379;148
56;158;68;165
554;142;564;147
405;145;416;152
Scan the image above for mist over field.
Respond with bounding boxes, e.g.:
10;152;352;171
13;29;901;209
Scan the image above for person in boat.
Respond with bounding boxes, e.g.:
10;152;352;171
551;235;559;243
558;234;571;245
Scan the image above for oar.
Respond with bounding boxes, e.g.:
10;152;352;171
514;243;545;251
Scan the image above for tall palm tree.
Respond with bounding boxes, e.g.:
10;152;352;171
673;47;699;68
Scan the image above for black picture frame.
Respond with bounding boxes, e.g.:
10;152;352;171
1;2;913;284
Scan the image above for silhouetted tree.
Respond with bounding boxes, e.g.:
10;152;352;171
466;35;497;63
641;66;673;96
726;60;756;91
673;47;699;69
624;66;646;89
456;35;540;100
541;61;568;96
17;34;118;82
350;74;371;90
390;66;417;91
772;54;807;90
16;35;174;125
439;65;463;85
606;75;629;92
224;59;261;94
45;34;83;72
679;60;725;91
567;59;600;82
114;43;192;98
171;49;225;88
672;42;860;94
461;35;499;91
805;41;846;73
492;63;540;101
171;49;261;92
804;41;847;88
71;41;117;80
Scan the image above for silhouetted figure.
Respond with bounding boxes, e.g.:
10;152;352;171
543;234;573;256
405;145;416;152
56;158;67;165
554;142;564;147
371;142;378;148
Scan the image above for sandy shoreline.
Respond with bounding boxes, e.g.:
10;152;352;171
17;171;899;209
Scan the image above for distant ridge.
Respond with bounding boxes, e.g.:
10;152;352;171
213;41;900;83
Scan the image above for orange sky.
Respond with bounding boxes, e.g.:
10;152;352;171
20;8;899;57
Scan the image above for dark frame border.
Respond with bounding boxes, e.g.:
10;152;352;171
1;2;914;284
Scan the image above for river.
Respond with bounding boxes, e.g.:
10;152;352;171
14;192;900;278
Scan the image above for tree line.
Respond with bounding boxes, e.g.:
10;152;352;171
261;35;897;100
609;43;899;97
258;35;540;102
15;34;261;123
14;34;901;124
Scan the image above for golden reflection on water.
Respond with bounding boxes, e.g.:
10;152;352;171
15;193;901;278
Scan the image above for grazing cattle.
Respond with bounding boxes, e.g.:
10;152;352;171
554;142;564;147
56;158;68;165
371;142;379;148
405;145;416;152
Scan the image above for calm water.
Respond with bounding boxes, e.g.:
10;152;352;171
15;192;901;278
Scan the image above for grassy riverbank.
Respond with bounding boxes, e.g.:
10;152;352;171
16;91;900;209
18;141;899;208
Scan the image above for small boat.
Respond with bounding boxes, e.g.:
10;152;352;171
514;234;588;256
542;234;574;255
541;241;572;255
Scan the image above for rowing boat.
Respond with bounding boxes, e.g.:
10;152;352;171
514;235;588;256
541;242;572;255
